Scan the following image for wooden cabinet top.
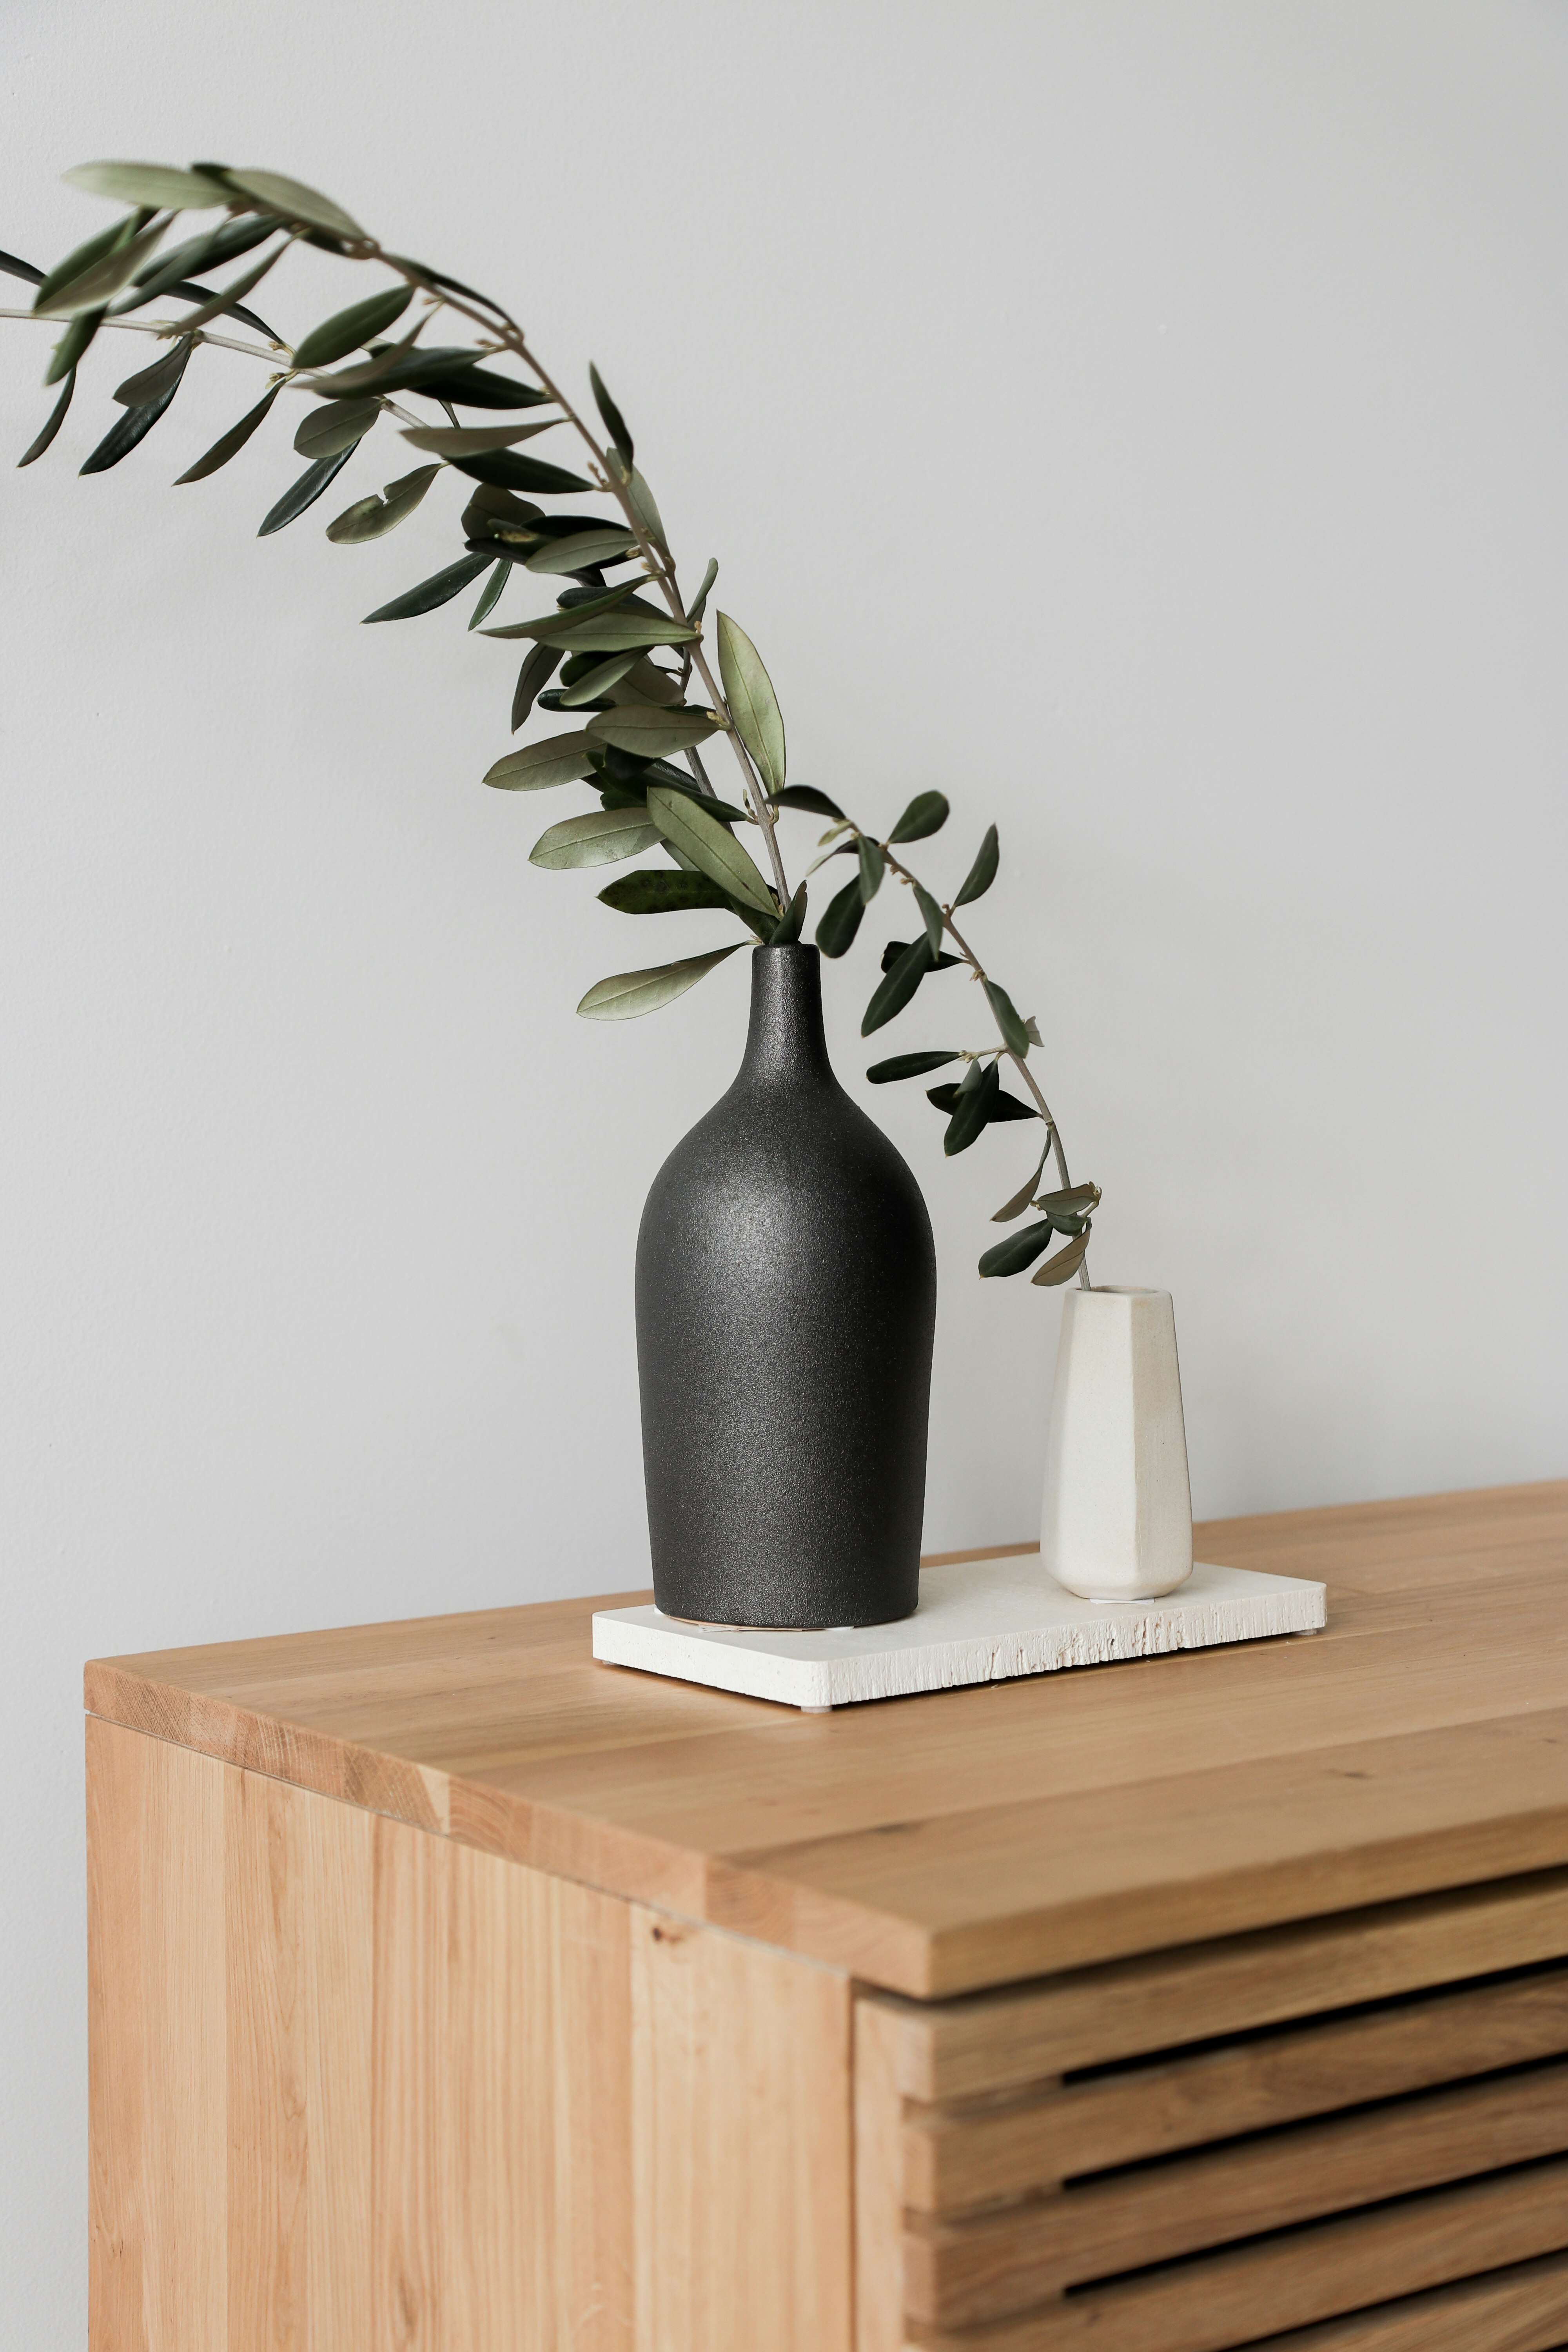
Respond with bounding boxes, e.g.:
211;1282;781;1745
85;1481;1568;1998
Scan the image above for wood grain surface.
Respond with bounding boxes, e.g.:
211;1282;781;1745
87;1717;850;2352
902;1964;1568;2209
905;2061;1568;2326
85;1480;1568;1996
910;2160;1568;2351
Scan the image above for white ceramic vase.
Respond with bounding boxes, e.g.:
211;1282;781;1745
1040;1286;1194;1601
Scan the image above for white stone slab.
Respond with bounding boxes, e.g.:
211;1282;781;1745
592;1555;1326;1711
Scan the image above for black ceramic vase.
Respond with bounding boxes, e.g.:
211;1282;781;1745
635;944;937;1628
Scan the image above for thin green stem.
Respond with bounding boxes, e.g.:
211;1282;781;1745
879;845;1092;1288
373;247;793;905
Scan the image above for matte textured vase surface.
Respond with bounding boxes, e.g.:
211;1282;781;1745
635;944;936;1628
1040;1285;1194;1600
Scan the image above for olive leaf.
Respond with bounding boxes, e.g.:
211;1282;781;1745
857;837;885;903
769;883;808;944
480;577;644;641
715;613;785;794
489;601;698;654
113;337;199;407
1039;1181;1102;1227
945;1059;1000;1154
889;791;949;843
1032;1231;1091;1287
426;363;552;411
862;936;933;1037
646;784;776;916
866;1050;962;1083
955;823;999;907
597;869;732;915
913;881;945;955
448;449;590;496
558;652;641;708
577;943;740;1021
978;1219;1055;1279
522;528;637;574
324;462;439;540
588;361;632;463
686;558;718;625
815;874;864;958
484;731;595;792
605;450;668;552
294;397;381;460
992;1145;1051;1222
17;367;75;467
468;557;509;630
33;218;140;314
530;807;659;869
114;213;274;313
63;160;229;211
462;483;544;542
769;785;844;821
303;340;478;396
79;335;194;473
223;167;364;241
160;238;289;334
362;550;492;621
170;383;281;484
293;284;412;371
880;936;961;974
984;979;1031;1058
45;308;105;388
588;706;721;758
401;420;559;458
511;642;563;730
987;1090;1039;1123
33;215;167;317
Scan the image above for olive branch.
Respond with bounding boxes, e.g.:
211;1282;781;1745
2;156;1095;1289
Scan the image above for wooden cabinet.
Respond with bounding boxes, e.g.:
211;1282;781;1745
87;1483;1568;2350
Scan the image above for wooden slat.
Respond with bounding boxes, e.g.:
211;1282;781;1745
909;2159;1568;2352
905;1964;1568;2210
84;1483;1568;1998
858;1999;912;2352
906;2060;1568;2326
872;1869;1568;2101
1240;2247;1568;2348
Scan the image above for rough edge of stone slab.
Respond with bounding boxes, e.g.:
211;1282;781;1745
592;1556;1327;1711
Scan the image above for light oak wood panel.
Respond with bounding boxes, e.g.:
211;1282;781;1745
904;1964;1568;2209
89;1719;228;2352
631;1906;853;2352
869;1869;1568;2100
910;2159;1568;2352
89;1719;851;2352
1242;2249;1568;2349
85;1483;1568;1995
224;1764;375;2348
905;2060;1568;2326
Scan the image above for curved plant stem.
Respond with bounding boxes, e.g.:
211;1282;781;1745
0;307;282;363
373;249;793;904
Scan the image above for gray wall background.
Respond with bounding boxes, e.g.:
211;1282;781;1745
4;0;1564;2328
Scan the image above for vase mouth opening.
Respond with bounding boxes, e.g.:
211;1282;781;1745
751;940;818;957
1083;1285;1168;1299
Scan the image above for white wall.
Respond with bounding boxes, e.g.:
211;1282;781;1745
4;0;1565;2327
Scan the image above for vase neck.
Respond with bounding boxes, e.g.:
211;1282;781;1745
738;945;834;1087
